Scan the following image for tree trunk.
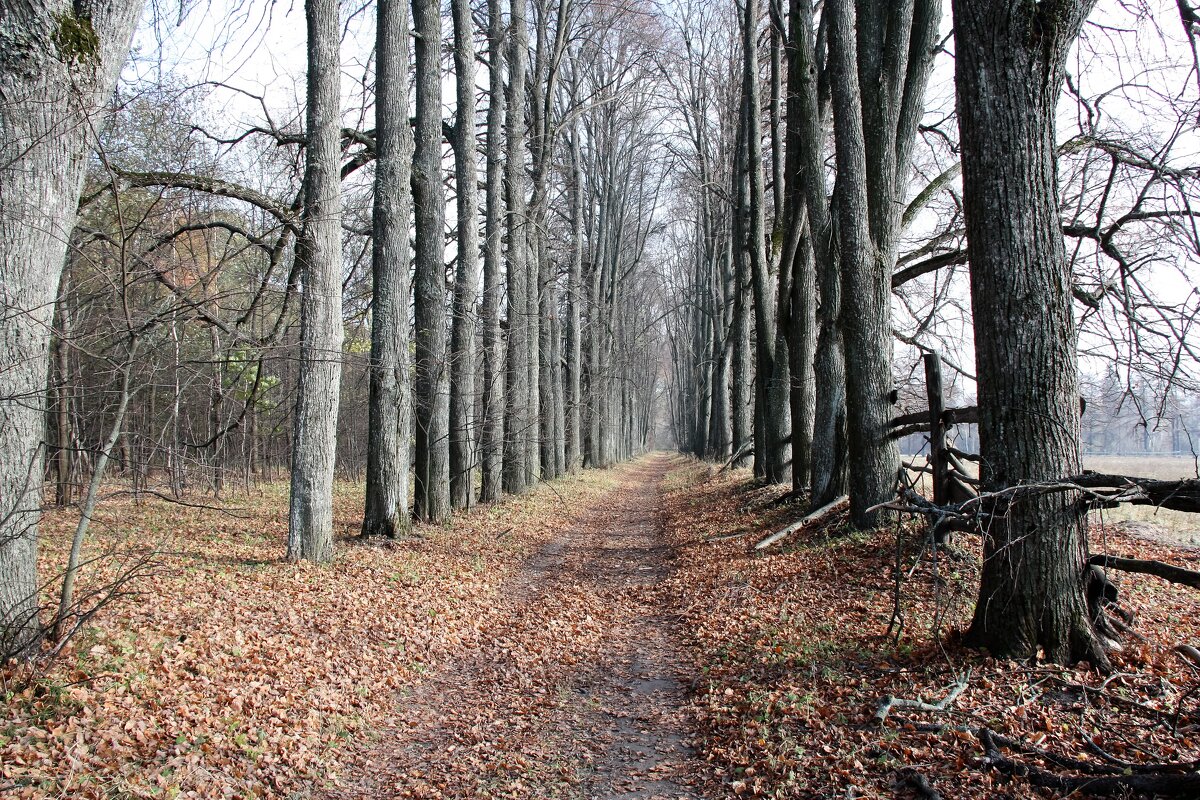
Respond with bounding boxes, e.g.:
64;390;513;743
0;0;142;660
825;0;938;527
53;283;74;507
826;0;896;527
503;0;531;494
449;0;481;511
784;0;818;492
288;0;344;563
362;0;413;537
741;0;791;484
479;0;506;503
412;0;451;523
731;239;754;469
564;123;584;473
954;0;1106;666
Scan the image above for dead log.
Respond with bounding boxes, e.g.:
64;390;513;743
1089;554;1200;591
754;495;849;550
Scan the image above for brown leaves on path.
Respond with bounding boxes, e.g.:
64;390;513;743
1;471;620;799
324;454;710;800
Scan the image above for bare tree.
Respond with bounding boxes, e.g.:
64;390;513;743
362;0;414;537
503;0;533;494
412;0;451;523
480;0;507;502
954;0;1107;665
0;0;143;655
449;0;481;510
287;0;345;563
825;0;939;527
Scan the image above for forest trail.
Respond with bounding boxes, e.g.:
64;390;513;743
325;453;707;799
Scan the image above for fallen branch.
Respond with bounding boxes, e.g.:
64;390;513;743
754;495;849;550
1090;554;1200;591
978;727;1200;797
874;673;969;725
874;474;1200;537
1176;644;1200;670
718;442;754;473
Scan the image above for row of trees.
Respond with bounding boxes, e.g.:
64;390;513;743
0;0;672;657
661;0;1200;666
3;0;1199;668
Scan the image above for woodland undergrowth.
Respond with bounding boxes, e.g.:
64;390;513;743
660;459;1200;799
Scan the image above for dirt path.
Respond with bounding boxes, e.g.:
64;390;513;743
324;454;708;799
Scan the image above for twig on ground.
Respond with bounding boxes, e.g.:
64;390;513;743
874;672;970;725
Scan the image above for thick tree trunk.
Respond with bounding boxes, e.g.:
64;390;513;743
503;0;531;494
411;0;451;523
826;0;898;527
288;0;344;563
954;0;1106;666
825;0;938;527
0;0;142;659
449;0;480;511
784;0;818;493
362;0;413;537
479;0;506;503
741;0;791;484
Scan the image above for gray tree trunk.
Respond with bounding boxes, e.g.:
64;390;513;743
53;284;74;507
730;240;753;468
741;0;791;484
362;0;413;537
783;0;820;493
288;0;344;563
954;0;1106;666
0;0;143;659
479;0;506;503
449;0;481;511
502;0;531;494
564;124;584;473
411;0;451;523
826;0;938;527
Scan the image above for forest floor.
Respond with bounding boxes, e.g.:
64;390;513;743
5;454;1200;799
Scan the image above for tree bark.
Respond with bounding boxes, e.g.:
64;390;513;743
362;0;413;537
503;0;532;494
411;0;451;523
741;0;791;484
0;0;143;659
784;0;820;493
825;0;938;527
449;0;481;511
288;0;344;563
565;120;584;473
953;0;1106;666
479;0;506;503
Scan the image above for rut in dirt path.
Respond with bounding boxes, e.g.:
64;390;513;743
325;454;708;799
